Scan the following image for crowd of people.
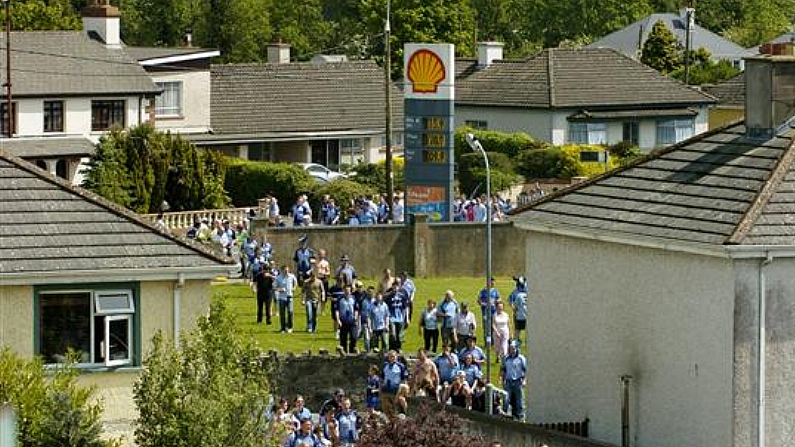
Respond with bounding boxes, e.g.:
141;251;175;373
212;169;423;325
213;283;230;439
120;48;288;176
248;234;531;445
258;191;515;228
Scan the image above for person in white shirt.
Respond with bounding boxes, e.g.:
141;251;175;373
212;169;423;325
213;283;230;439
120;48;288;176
392;195;404;223
275;265;298;333
453;302;477;351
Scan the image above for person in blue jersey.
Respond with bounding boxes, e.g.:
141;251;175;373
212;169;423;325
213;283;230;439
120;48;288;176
385;281;408;352
275;265;298;333
434;344;460;387
283;417;322;447
436;290;458;349
334;397;359;446
293;234;314;282
477;279;500;341
336;285;359;353
380;350;408;417
292;395;312;422
509;275;529;342
419;299;439;353
369;293;390;353
459;335;487;367
500;340;527;421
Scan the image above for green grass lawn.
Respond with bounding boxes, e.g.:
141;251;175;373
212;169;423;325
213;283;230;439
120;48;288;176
216;276;514;382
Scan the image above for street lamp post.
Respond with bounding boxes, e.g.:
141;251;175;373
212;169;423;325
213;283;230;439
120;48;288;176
384;0;394;221
466;133;493;415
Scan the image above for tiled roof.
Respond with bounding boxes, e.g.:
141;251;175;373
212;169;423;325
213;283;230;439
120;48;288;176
0;137;95;158
588;13;755;61
211;61;404;134
456;48;715;109
512;121;795;247
703;73;745;108
1;31;159;97
0;151;234;277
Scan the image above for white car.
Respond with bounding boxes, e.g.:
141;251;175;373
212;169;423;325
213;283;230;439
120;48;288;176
297;163;347;182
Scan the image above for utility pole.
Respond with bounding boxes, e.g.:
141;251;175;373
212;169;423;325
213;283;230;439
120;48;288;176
3;0;10;138
384;0;394;221
684;5;694;86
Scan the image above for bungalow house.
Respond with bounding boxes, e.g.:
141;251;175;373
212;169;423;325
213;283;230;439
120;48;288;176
0;150;235;367
455;46;715;151
703;72;744;128
511;54;795;447
587;8;754;68
0;0;160;184
190;44;404;170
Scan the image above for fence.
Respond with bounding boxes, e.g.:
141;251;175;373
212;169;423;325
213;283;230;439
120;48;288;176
536;419;590;438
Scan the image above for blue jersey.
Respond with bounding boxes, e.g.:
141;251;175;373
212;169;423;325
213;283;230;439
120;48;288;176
509;289;528;321
370;302;389;331
336;410;359;443
461;363;483;387
501;353;527;382
381;361;407;394
437;299;458;329
338;295;357;324
434;353;459;384
387;291;407;323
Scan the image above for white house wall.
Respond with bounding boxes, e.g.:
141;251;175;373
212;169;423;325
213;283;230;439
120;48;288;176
14;96;145;138
525;231;734;447
151;70;212;134
732;257;795;447
455;105;710;151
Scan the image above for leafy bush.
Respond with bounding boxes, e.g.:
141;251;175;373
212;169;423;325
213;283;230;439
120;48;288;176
453;127;543;160
83;124;228;213
458;151;521;196
0;349;120;447
350;158;405;192
134;295;277;447
516;144;617;179
607;141;644;166
357;403;491;447
309;179;377;214
224;159;314;209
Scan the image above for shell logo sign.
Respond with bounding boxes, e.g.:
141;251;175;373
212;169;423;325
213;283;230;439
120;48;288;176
407;49;446;93
404;43;455;100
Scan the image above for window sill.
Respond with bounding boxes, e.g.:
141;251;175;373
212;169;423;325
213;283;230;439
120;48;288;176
155;114;185;121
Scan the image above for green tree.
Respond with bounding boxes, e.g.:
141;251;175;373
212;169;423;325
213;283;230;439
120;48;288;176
119;0;192;46
269;0;332;60
134;296;278;447
458;151;520;196
350;158;405;192
190;0;271;63
0;349;120;447
641;20;681;73
723;0;794;48
2;0;81;30
83;124;229;213
224;159;314;210
359;0;476;78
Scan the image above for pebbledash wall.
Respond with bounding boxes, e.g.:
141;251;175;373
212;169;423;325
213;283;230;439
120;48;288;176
264;352;617;447
251;217;527;278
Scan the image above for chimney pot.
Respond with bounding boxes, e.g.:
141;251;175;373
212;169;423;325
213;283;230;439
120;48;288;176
268;42;291;64
745;54;795;139
477;41;504;68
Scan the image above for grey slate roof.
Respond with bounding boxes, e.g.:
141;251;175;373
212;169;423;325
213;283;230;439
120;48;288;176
587;13;755;61
702;73;744;107
0;151;233;276
456;48;715;109
512;121;795;247
211;61;404;134
0;137;95;158
1;31;159;97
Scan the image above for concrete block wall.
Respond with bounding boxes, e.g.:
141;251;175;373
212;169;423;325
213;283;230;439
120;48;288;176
251;218;526;278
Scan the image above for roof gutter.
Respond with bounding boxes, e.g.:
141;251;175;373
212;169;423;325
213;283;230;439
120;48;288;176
515;220;729;258
0;265;236;286
725;245;795;259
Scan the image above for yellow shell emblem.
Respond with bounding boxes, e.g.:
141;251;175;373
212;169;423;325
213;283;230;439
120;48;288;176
407;49;446;94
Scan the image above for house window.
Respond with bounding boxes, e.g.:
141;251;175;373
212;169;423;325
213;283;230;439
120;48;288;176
38;289;136;367
0;102;17;136
155;81;183;117
380;132;404;147
465;120;488;130
569;122;607;144
340;138;364;166
656;118;694;146
43;100;65;133
91;100;125;131
622;121;639;146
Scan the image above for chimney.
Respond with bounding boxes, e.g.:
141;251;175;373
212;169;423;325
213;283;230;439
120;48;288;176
477;41;504;68
745;54;795;139
268;42;291;64
81;0;121;48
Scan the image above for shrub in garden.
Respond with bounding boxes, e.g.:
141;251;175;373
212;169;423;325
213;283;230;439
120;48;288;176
224;159;314;209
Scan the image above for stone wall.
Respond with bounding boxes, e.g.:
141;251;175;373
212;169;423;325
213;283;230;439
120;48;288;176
263;353;616;447
251;218;526;278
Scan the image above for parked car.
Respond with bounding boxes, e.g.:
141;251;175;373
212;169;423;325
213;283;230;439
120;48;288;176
297;163;347;182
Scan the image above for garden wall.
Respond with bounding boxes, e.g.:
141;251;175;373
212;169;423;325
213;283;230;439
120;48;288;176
251;218;526;278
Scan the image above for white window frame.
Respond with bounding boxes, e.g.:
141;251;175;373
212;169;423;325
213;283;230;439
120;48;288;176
95;290;135;315
656;118;694;146
155;81;183;117
103;315;133;367
569;122;607;145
